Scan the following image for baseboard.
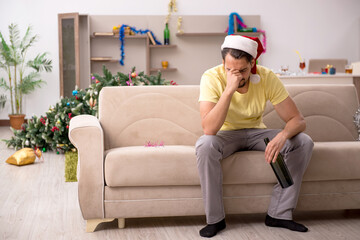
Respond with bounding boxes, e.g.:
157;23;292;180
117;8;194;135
0;120;10;126
0;119;28;126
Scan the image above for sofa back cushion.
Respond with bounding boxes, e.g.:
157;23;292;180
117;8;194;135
99;84;359;149
99;86;203;150
263;84;359;141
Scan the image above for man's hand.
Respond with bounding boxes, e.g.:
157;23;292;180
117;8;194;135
265;96;306;163
225;69;242;93
264;132;287;163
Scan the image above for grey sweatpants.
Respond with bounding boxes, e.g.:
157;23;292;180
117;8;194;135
195;128;314;224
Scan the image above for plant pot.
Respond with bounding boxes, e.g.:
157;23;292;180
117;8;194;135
9;114;26;130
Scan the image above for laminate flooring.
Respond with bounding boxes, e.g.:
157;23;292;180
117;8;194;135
0;126;359;240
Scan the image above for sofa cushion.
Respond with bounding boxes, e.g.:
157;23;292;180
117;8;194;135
99;86;203;150
104;142;360;187
105;146;200;187
304;141;360;181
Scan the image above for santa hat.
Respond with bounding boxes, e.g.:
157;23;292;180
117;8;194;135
221;35;264;82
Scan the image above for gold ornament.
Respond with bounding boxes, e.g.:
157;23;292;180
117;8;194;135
89;97;97;108
6;148;43;166
177;17;183;33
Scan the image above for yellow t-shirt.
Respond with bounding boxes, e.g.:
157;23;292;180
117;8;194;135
199;64;289;131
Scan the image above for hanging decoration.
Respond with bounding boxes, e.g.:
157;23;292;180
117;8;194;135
226;12;267;53
166;0;177;24
119;24;161;66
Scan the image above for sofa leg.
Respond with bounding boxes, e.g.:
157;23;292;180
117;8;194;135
118;218;125;229
86;218;115;232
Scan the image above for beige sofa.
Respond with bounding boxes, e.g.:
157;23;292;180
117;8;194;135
69;84;360;232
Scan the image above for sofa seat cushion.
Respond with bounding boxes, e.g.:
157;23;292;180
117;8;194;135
104;142;360;187
105;146;200;187
303;141;360;181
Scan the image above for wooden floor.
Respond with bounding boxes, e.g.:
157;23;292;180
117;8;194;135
0;126;360;240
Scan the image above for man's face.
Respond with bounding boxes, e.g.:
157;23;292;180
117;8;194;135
223;54;255;88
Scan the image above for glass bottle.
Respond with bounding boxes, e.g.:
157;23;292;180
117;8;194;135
264;138;294;188
164;23;170;45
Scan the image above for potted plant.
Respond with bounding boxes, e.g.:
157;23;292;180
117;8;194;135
0;23;52;129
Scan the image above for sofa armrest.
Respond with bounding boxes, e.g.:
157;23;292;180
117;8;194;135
69;114;104;219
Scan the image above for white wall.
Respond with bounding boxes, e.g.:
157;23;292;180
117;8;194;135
0;0;359;119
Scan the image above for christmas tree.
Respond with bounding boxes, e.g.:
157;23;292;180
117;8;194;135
3;65;176;153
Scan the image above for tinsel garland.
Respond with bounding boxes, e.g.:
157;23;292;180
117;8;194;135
119;24;162;65
227;12;247;34
227;12;267;53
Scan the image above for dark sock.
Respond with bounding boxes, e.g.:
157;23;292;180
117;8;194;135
199;219;226;238
265;214;308;232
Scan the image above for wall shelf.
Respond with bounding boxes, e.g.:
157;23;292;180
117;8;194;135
149;44;176;48
176;32;262;38
150;68;177;72
91;33;148;39
90;32;177;74
90;57;119;62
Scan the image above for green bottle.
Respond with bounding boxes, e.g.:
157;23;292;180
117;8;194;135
264;138;294;188
164;23;170;45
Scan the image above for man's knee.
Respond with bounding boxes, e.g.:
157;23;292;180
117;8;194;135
295;133;314;151
195;135;223;156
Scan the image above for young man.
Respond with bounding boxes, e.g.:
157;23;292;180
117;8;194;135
195;35;314;238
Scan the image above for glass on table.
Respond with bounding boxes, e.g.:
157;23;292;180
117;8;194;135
299;58;306;75
280;65;289;75
345;65;353;74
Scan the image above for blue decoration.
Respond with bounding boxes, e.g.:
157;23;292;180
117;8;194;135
67;102;70;106
72;90;78;96
119;25;162;66
228;12;246;35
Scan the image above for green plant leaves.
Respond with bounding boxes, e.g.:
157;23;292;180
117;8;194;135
0;23;52;114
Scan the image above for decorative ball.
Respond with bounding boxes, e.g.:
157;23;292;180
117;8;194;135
96;80;100;84
67;102;70;106
25;140;30;146
72;90;78;96
56;151;60;155
131;72;137;78
42;147;47;152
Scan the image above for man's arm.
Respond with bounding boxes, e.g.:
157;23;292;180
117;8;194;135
200;91;232;135
200;70;241;135
265;96;306;163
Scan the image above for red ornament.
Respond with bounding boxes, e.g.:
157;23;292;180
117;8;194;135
51;126;60;132
66;125;69;129
40;118;46;125
75;96;79;100
96;80;100;84
131;72;137;78
68;113;72;119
